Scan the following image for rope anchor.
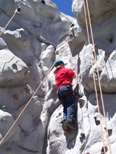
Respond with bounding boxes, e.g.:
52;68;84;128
16;3;21;14
0;3;21;37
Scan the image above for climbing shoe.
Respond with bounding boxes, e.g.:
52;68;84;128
61;120;68;131
67;119;78;131
64;126;72;136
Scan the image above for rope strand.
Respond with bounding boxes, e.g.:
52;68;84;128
0;9;18;37
83;1;106;153
69;36;72;69
85;0;112;153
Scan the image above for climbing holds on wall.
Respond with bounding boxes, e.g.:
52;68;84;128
56;112;62;118
78;98;85;108
79;132;85;140
24;132;29;139
93;44;98;53
12;63;17;70
7;149;12;154
27;63;32;68
2;105;7;111
25;88;30;93
22;40;27;46
17;3;21;14
12;94;19;100
104;127;112;136
101;146;108;154
94;97;99;105
104;53;109;60
24;71;30;76
41;0;45;4
107;37;113;43
69;23;75;39
94;116;100;125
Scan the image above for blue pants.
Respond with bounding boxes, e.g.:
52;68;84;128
57;85;77;121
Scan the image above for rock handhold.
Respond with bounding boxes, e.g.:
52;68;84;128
22;40;27;46
41;0;45;4
7;149;12;154
56;112;62;118
2;105;7;112
12;94;19;100
79;132;85;140
24;71;30;76
104;53;109;60
101;146;108;154
24;132;28;139
94;116;100;125
78;98;85;107
107;37;113;43
104;127;112;136
27;63;32;68
25;88;30;93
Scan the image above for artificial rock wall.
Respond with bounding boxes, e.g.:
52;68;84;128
0;0;116;154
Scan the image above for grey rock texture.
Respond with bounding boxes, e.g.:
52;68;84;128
0;0;116;154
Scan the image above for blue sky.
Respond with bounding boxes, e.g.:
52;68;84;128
51;0;75;17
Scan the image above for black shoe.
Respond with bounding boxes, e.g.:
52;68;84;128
67;119;78;130
61;120;68;131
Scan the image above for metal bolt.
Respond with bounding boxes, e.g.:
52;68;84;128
2;105;7;111
7;149;12;154
24;132;28;139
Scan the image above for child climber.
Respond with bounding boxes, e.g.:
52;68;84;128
54;60;78;133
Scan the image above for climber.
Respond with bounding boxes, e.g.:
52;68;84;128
54;60;78;133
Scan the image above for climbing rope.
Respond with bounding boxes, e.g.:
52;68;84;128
70;48;72;69
69;36;72;69
83;1;106;153
84;0;112;153
0;37;70;145
85;0;112;153
0;4;21;37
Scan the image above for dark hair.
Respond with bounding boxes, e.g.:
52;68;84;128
53;65;61;74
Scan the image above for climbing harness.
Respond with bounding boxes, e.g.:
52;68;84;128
0;3;21;37
0;37;71;145
83;0;112;153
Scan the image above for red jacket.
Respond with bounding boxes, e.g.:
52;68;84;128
55;68;74;90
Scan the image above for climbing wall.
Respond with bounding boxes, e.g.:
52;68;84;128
0;0;116;154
